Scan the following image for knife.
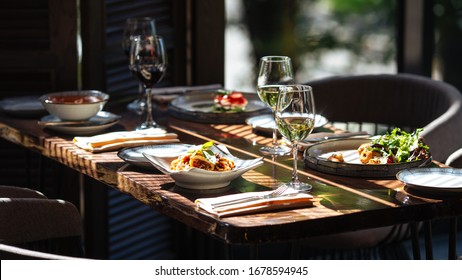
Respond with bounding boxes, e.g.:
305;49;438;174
303;131;370;143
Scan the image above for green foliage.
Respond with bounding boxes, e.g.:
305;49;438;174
325;0;393;14
240;0;396;76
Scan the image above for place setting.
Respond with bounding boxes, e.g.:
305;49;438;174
122;140;314;217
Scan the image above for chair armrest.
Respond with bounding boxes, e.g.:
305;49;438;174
0;243;85;260
445;148;462;168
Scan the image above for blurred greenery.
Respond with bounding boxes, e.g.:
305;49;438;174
434;0;462;91
241;0;395;81
235;0;462;92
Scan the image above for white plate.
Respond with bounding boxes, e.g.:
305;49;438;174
304;138;432;178
168;91;270;124
0;96;47;117
397;168;462;195
118;144;193;169
39;111;120;135
119;144;264;190
246;114;328;133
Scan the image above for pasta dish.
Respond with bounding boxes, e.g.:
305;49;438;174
170;141;235;171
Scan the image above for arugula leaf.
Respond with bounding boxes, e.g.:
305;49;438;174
371;128;429;162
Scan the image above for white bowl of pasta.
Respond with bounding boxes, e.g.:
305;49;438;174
142;142;264;190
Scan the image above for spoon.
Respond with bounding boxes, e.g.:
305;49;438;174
37;119;116;127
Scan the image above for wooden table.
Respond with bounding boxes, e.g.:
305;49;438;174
0;105;460;259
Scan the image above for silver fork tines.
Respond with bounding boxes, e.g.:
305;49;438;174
210;185;289;209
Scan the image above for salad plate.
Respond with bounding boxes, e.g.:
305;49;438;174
168;91;270;124
397;168;462;196
119;143;264;189
304;138;432;178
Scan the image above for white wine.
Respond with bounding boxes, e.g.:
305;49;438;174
257;85;280;110
276;114;315;142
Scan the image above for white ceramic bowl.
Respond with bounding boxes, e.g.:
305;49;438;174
39;90;109;121
139;144;264;190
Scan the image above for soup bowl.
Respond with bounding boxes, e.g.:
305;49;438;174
39;90;109;121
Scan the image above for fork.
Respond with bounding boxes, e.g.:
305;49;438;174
210;184;289;209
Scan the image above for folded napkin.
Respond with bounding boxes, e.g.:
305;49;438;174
73;128;179;152
195;189;314;218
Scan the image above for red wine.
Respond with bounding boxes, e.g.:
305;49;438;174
133;66;165;88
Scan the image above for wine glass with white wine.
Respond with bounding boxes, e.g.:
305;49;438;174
257;56;294;156
275;85;315;191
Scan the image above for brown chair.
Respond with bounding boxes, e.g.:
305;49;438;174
306;73;462;163
0;185;83;259
299;73;462;259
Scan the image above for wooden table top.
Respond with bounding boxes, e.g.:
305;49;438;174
1;104;461;245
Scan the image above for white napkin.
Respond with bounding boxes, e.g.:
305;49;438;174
73;128;179;152
195;189;314;218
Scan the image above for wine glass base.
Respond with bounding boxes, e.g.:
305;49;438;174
259;145;291;156
283;182;312;192
136;122;163;130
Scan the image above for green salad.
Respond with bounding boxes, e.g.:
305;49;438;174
369;128;430;163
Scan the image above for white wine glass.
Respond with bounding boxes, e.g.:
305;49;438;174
275;85;315;191
122;17;157;115
257;56;294;156
129;35;167;130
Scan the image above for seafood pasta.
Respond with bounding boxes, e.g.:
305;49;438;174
170;141;235;171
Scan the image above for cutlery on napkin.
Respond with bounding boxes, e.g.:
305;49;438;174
195;189;314;218
73;128;179;152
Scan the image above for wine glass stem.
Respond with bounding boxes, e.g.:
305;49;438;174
271;110;279;147
137;83;144;102
145;88;154;125
291;142;300;184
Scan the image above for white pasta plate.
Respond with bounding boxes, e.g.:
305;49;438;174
119;143;263;190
